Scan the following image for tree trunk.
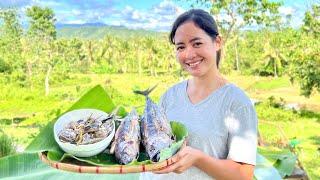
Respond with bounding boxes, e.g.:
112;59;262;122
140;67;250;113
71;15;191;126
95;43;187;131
45;64;52;96
234;40;240;71
138;49;142;75
274;59;278;77
26;60;33;89
87;41;94;63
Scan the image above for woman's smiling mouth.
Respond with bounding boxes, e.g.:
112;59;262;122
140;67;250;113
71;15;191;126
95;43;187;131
186;59;204;68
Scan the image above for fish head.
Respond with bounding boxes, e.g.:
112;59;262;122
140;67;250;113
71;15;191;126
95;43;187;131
116;140;139;165
148;135;172;162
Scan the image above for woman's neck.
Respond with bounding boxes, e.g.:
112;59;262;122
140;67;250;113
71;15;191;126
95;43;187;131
190;69;226;92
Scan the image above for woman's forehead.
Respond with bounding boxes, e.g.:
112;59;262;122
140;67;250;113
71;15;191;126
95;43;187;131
174;21;210;43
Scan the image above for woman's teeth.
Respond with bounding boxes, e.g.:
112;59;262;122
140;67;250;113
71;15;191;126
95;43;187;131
188;60;203;67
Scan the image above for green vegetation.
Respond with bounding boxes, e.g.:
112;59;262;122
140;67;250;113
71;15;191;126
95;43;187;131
1;73;319;178
1;4;320;97
0;130;15;158
248;77;291;91
57;26;161;39
0;1;319;179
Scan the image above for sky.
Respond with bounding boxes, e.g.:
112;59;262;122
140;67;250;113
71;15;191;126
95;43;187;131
0;0;316;32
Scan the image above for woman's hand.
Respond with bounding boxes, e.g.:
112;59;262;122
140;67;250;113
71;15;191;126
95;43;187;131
153;144;255;179
153;145;205;174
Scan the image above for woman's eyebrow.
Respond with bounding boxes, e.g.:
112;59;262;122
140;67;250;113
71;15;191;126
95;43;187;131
175;42;184;46
175;37;202;46
189;37;201;43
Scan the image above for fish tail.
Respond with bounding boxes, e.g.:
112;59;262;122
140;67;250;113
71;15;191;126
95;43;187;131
133;84;158;96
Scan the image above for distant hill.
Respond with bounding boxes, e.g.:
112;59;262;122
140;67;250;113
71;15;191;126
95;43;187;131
56;23;164;39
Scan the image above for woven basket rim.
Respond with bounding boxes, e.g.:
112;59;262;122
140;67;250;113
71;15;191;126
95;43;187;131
39;151;176;174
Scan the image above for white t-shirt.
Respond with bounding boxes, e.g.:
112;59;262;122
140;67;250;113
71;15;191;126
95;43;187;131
140;80;258;180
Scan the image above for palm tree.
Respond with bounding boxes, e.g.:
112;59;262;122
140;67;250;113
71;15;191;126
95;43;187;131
262;39;287;77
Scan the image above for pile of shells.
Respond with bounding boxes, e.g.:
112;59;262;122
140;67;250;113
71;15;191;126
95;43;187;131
58;114;115;145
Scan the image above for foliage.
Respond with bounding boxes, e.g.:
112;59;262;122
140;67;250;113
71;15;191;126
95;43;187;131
0;129;15;158
258;147;297;178
284;4;320;97
57;26;160;39
1;73;319;178
209;0;282;32
0;8;23;73
1;4;319;97
0;153;140;179
0;57;11;73
26;6;56;39
0;3;319;178
192;0;282;72
303;5;320;38
288;29;320;97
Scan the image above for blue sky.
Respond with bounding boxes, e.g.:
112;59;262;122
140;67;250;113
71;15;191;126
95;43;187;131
0;0;315;31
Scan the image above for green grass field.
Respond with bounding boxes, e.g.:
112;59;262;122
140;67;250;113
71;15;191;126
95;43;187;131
0;73;319;179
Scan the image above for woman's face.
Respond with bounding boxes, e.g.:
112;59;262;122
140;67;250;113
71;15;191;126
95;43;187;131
174;21;221;77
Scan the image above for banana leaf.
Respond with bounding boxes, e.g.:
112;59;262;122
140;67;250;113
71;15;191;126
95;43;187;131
254;153;282;180
48;121;187;166
258;147;297;178
0;85;187;179
0;153;140;179
25;85;117;153
0;85;295;179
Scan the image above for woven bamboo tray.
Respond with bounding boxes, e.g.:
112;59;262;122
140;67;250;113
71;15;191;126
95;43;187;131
39;150;179;174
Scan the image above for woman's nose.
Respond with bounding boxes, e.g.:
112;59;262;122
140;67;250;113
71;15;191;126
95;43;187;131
185;46;196;59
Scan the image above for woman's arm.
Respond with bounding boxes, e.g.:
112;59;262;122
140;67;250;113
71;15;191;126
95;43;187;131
153;146;254;180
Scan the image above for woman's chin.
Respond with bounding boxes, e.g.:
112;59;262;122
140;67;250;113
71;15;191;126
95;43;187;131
187;70;204;77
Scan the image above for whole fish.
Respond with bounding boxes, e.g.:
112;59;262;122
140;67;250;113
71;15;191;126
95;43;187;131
134;85;175;162
112;108;140;165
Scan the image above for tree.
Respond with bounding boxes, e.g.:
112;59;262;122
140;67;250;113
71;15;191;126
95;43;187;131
261;31;288;77
192;0;282;71
303;4;320;38
289;5;320;97
209;0;282;43
26;6;57;96
26;6;56;39
0;9;23;73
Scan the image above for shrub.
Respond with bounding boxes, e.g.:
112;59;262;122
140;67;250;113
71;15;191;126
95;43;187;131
0;58;11;73
0;130;16;157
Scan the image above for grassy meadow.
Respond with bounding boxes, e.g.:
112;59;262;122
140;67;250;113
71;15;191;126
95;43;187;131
0;72;319;179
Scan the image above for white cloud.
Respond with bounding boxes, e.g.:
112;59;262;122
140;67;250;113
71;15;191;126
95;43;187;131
279;6;295;15
116;0;186;31
63;19;85;24
71;9;82;16
153;0;184;16
109;20;121;26
1;0;185;31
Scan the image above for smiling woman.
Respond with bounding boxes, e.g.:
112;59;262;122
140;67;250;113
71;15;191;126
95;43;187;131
140;9;258;180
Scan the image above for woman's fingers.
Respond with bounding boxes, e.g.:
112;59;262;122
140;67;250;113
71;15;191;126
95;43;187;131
153;162;181;174
153;153;191;174
173;167;186;174
168;146;187;163
152;146;190;174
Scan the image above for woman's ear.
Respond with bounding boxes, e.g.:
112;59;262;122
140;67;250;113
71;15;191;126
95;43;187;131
215;35;222;51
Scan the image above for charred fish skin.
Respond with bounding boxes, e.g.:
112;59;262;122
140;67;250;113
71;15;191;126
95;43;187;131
114;108;140;165
142;97;174;162
135;86;174;162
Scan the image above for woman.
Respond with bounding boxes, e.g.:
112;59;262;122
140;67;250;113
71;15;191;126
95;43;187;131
141;9;257;180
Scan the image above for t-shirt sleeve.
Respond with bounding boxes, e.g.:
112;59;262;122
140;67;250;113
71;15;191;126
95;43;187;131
226;104;258;165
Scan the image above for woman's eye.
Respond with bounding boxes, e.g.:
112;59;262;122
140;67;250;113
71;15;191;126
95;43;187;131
194;42;202;47
176;46;185;51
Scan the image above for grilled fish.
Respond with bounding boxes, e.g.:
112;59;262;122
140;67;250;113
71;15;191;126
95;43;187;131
134;85;175;162
112;108;140;165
